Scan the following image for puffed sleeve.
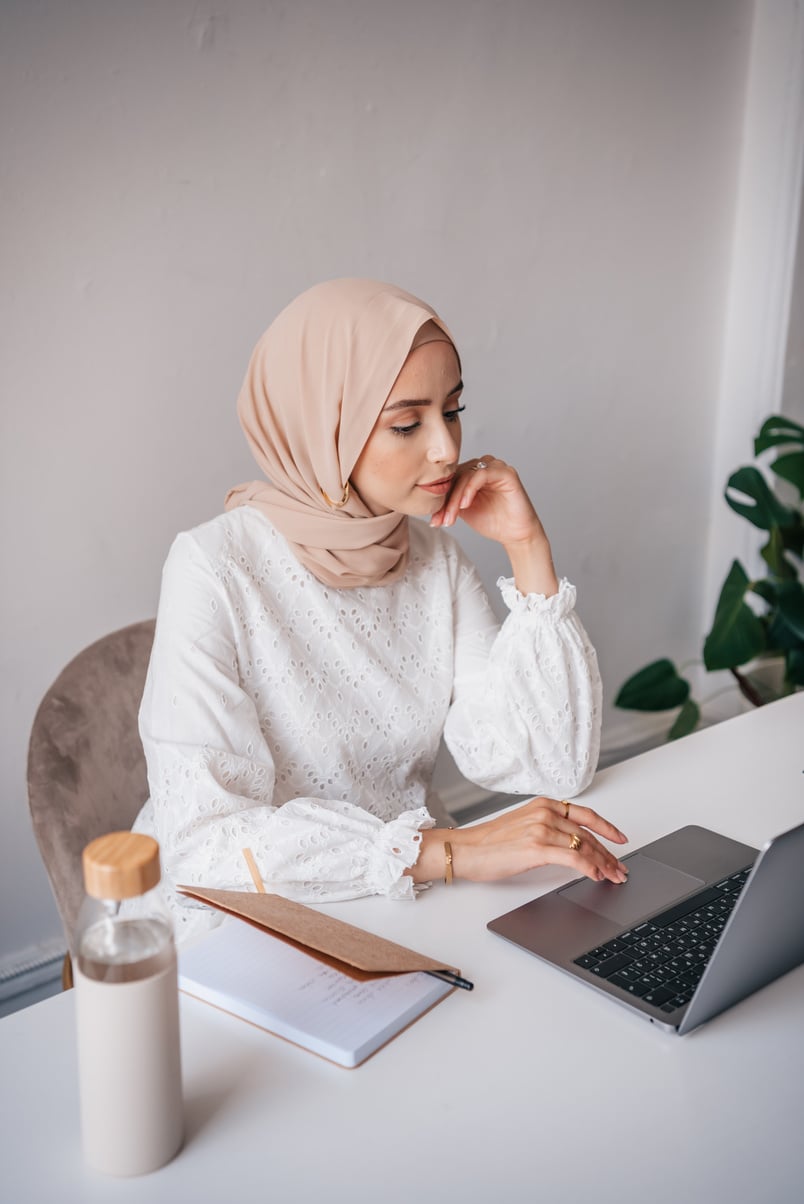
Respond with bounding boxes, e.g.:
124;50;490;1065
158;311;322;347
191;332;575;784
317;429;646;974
133;533;433;943
442;558;602;798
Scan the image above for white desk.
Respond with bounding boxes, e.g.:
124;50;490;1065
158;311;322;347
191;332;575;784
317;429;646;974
2;695;803;1203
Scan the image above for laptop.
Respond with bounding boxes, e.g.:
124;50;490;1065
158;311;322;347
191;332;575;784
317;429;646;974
487;820;804;1034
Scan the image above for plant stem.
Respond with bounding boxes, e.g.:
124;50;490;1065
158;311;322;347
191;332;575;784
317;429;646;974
730;666;765;708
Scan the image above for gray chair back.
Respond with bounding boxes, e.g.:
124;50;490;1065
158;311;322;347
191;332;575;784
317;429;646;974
27;619;156;950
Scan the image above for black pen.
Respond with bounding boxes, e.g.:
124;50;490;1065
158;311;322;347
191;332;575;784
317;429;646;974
426;968;474;991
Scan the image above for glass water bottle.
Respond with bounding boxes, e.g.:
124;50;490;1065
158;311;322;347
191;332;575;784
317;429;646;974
73;831;183;1176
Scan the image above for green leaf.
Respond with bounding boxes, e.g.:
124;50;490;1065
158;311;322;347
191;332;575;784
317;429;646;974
668;697;700;740
769;451;804;497
615;659;690;711
780;519;804;558
703;560;767;670
754;414;804;455
750;579;777;605
776;581;804;641
767;611;802;653
725;467;798;530
760;526;797;578
785;648;804;686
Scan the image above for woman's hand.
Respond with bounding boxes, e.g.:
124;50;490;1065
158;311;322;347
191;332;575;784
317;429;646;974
430;454;541;543
430;455;559;596
410;797;629;886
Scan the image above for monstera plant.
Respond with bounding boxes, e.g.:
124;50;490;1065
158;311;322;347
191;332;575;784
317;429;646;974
616;414;804;739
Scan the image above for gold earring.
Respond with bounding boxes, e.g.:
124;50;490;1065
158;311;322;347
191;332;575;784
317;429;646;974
320;481;350;509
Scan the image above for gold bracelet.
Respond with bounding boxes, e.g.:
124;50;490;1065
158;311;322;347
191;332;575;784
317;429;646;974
444;840;454;886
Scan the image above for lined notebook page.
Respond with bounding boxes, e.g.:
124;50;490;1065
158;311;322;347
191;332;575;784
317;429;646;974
178;918;452;1067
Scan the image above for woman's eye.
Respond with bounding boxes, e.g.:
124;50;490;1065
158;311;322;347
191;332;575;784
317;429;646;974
390;403;464;437
390;421;421;437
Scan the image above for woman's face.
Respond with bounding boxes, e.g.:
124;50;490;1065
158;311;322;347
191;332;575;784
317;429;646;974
350;338;463;517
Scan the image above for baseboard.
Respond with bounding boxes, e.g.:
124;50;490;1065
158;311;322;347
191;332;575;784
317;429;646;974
0;937;66;1004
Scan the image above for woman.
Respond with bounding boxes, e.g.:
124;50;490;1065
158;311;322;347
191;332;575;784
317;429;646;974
132;278;627;943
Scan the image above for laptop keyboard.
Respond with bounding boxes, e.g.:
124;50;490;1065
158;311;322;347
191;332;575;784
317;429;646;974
572;865;751;1014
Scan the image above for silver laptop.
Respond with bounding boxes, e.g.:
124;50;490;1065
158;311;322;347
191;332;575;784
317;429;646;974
487;821;804;1033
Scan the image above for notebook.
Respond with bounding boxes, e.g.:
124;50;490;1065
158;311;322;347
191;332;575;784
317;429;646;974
175;885;469;1067
178;918;452;1067
487;820;804;1034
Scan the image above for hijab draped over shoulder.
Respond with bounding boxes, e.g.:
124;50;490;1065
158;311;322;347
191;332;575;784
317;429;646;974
225;278;455;588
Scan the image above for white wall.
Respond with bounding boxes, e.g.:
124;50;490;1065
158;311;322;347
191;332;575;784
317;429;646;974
0;0;759;965
782;201;804;415
704;0;804;622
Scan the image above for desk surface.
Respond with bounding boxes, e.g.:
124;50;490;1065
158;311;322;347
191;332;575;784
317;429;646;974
2;695;803;1204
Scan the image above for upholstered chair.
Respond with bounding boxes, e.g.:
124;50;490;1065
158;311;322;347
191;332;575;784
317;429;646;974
27;619;156;985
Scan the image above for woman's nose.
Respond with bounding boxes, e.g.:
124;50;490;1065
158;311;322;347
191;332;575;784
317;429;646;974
427;421;460;464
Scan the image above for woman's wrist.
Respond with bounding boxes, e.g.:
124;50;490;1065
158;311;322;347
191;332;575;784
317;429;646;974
408;827;462;884
503;533;559;597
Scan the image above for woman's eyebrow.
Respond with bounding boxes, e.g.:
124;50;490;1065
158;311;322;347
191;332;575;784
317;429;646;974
383;380;463;412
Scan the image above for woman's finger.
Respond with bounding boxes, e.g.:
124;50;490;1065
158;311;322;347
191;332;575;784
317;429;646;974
455;456;501;510
561;801;628;844
439;458;491;515
534;840;625;885
500;806;628;882
542;822;627;881
433;455;509;527
510;796;627;845
519;798;628;880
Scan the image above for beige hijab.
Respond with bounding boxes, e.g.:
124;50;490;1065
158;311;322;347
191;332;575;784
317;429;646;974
225;279;456;588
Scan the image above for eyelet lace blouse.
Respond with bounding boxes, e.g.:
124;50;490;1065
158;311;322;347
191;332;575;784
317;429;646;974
130;507;602;943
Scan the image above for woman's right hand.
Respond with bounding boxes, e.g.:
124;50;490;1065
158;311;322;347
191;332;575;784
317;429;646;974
410;796;629;886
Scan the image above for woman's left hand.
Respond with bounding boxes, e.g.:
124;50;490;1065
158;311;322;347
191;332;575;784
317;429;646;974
430;455;543;544
430;456;558;595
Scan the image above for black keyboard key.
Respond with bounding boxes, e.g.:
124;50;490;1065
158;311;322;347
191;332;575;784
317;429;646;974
628;958;650;973
643;986;677;1007
650;963;679;985
608;971;635;990
649;887;724;929
614;965;643;983
609;976;651;997
573;954;599;970
639;970;671;990
590;953;634;978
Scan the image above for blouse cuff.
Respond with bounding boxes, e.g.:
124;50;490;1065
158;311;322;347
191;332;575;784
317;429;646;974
497;575;576;619
365;807;435;900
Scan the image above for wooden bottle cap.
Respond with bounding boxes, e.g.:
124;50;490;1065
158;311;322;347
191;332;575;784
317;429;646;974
82;832;161;900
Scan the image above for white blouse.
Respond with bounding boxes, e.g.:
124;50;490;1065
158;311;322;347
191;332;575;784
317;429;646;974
131;507;602;943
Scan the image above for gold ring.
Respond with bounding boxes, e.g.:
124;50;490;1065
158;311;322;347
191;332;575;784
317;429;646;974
569;832;582;852
560;800;570;820
321;481;350;508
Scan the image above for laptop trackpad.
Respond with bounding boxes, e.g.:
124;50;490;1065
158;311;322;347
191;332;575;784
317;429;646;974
559;854;705;925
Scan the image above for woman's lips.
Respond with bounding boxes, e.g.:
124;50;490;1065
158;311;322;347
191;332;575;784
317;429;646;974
417;476;455;495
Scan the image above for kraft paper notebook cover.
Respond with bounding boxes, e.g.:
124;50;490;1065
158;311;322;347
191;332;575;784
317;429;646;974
176;885;467;1067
